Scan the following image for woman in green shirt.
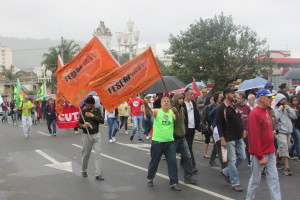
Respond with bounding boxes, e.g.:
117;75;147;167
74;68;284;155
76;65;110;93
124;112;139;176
147;97;181;191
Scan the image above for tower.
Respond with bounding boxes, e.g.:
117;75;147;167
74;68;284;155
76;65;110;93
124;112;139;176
93;21;112;50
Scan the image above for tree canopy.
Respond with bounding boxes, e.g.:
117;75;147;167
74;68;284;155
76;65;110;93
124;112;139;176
167;13;272;91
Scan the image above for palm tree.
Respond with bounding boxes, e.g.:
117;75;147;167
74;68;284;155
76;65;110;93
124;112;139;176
0;64;22;95
41;39;80;92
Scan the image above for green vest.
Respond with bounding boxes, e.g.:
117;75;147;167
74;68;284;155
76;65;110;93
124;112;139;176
20;101;33;116
152;109;174;142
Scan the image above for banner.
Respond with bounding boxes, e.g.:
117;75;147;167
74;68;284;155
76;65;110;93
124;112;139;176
89;48;163;112
56;107;79;129
54;36;119;107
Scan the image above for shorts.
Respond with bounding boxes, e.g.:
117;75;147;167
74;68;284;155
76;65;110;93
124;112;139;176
276;133;290;157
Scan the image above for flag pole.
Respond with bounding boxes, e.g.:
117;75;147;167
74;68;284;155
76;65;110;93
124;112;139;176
161;76;169;96
78;106;92;140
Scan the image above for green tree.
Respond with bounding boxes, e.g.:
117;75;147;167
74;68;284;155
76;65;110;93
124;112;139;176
41;39;80;92
0;65;22;95
167;13;272;91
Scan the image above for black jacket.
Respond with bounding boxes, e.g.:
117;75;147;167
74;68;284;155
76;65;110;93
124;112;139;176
216;102;243;141
182;100;200;131
78;107;104;134
43;103;56;120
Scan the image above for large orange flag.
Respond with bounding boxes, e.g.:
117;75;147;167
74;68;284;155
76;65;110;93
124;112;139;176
89;48;162;112
55;55;64;114
54;37;119;107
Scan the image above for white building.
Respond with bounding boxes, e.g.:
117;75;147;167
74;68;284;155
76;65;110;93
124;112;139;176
93;21;112;50
137;43;157;57
0;45;13;69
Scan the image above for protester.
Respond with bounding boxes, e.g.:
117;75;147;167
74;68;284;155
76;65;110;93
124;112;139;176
118;101;129;134
10;99;18;125
172;93;197;185
247;94;256;110
128;95;145;142
18;96;33;138
105;108;119;143
143;96;153;140
278;83;290;101
31;99;37;125
236;93;251;166
36;100;43;123
78;96;105;181
41;98;47;120
289;96;300;161
147;97;181;191
43;98;57;136
216;87;245;192
181;88;200;174
246;89;282;200
153;93;163;109
196;88;208;117
1;97;9;123
264;81;274;91
273;93;297;176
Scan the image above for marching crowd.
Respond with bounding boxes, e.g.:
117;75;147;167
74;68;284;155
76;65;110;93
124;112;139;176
2;81;300;199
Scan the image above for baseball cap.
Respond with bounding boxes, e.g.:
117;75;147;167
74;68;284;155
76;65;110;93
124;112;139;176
256;89;274;99
264;81;273;89
223;87;237;96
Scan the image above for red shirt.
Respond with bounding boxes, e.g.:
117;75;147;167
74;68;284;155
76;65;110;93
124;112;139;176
128;98;144;116
248;106;276;160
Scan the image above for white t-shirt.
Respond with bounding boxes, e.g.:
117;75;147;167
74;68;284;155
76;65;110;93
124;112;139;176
185;101;195;128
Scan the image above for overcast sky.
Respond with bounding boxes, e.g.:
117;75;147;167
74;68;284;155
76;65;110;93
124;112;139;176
1;0;300;57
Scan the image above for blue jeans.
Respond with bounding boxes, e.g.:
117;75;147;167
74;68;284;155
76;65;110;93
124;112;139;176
108;117;118;139
2;110;8;122
223;138;246;186
246;153;281;200
131;115;143;139
47;119;56;134
147;141;178;186
289;128;300;158
175;138;193;180
12;111;18;124
143;115;153;136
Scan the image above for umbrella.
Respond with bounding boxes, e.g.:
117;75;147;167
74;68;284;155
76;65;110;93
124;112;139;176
186;81;206;90
34;95;44;99
238;77;268;91
283;69;300;80
143;76;186;94
45;94;56;100
169;88;196;94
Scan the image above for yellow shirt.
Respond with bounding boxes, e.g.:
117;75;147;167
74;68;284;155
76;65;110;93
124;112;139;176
20;101;33;116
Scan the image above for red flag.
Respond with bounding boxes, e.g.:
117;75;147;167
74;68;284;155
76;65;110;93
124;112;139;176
89;48;162;112
54;37;119;107
192;77;201;100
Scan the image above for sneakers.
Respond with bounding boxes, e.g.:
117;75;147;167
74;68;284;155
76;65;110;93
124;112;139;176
231;184;243;192
146;136;150;140
112;137;116;142
109;139;113;143
184;178;198;185
284;168;292;176
138;139;144;143
221;171;230;183
53;133;56;136
276;163;284;170
74;131;79;134
130;135;134;141
192;168;198;174
147;179;154;187
95;175;105;181
24;134;29;139
170;184;181;191
125;131;129;134
82;172;88;177
209;161;219;167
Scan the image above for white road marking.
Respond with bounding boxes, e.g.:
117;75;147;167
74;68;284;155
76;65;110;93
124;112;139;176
35;149;73;172
72;144;234;200
115;142;150;152
37;131;51;137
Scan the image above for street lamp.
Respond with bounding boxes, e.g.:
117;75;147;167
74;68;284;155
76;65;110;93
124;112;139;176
115;19;140;62
37;64;52;95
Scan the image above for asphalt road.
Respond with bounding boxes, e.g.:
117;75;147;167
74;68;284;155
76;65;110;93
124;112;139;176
0;120;299;200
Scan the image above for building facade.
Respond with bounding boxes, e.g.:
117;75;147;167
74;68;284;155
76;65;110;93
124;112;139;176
0;45;13;69
93;21;112;50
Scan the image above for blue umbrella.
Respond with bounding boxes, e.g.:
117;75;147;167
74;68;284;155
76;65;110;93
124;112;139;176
186;82;206;90
238;77;268;91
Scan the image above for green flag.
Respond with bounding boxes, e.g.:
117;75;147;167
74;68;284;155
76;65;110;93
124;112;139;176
37;85;44;95
16;78;22;107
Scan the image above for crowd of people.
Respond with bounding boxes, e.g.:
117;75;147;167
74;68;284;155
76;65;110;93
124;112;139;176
2;81;300;199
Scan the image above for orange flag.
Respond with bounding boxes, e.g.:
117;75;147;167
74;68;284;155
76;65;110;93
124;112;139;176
55;55;64;114
89;48;162;112
54;36;119;107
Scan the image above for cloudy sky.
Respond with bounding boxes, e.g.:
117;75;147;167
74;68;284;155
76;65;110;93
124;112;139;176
1;0;300;57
